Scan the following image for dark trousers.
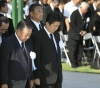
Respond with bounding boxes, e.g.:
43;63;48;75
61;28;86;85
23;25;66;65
35;78;62;88
68;37;83;67
85;39;94;62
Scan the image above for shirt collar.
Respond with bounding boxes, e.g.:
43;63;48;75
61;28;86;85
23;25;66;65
50;3;54;11
93;3;96;11
31;19;40;24
15;32;22;47
0;12;5;16
44;26;51;38
79;8;83;19
59;6;63;13
0;35;2;45
39;1;41;4
31;19;40;30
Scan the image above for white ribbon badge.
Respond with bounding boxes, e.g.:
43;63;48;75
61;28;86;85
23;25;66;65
30;51;37;71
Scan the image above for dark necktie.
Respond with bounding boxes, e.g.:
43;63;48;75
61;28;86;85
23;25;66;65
50;34;56;51
39;24;42;30
21;42;28;63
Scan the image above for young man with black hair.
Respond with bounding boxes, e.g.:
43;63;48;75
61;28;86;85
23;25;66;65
33;12;62;88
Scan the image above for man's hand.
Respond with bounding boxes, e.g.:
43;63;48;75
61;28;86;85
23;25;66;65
1;84;8;88
81;31;86;36
93;26;96;31
34;78;40;85
30;80;34;88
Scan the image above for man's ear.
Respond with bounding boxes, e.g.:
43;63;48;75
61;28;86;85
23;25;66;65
29;12;33;17
16;29;20;34
46;22;49;26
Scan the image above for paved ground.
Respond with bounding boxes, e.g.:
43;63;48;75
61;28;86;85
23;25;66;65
62;71;100;88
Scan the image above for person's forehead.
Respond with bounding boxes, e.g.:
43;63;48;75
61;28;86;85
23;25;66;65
50;22;60;25
20;27;32;32
34;6;42;9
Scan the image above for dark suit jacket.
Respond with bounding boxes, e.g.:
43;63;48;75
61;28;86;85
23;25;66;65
69;9;86;40
0;34;33;86
30;20;44;40
0;14;15;36
30;20;44;34
42;5;53;24
85;3;96;32
33;28;62;84
1;31;9;41
91;13;100;36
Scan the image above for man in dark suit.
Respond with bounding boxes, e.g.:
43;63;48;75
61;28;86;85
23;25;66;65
68;2;89;68
0;16;9;45
0;20;34;88
85;0;100;32
29;4;44;36
84;0;100;62
42;0;60;24
0;1;15;36
33;12;62;88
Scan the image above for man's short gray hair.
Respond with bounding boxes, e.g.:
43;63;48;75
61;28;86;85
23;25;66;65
80;2;89;8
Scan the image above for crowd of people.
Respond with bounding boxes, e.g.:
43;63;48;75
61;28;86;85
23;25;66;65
0;0;100;88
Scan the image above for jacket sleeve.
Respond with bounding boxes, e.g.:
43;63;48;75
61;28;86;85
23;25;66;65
70;11;84;34
0;40;11;84
32;35;41;79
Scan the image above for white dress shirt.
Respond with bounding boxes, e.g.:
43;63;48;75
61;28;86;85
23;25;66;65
50;3;54;11
93;3;96;11
23;0;36;16
0;35;2;45
6;3;12;18
15;33;22;47
31;19;41;31
64;0;80;22
59;6;63;13
0;12;5;16
79;8;83;19
15;32;26;48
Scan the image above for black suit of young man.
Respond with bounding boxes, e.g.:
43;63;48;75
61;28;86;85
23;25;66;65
33;28;62;88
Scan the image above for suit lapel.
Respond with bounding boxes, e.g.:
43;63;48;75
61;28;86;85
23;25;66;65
41;28;52;45
41;29;59;54
14;34;28;67
30;20;38;32
49;5;53;12
77;10;85;25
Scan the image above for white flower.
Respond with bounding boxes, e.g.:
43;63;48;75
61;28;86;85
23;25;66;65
86;17;90;22
59;40;66;49
30;51;36;60
30;51;37;71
